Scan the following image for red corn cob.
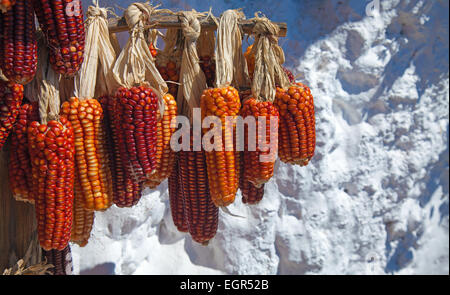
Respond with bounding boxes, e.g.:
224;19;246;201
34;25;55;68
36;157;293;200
100;95;144;208
28;117;75;251
42;245;73;275
239;153;265;204
283;67;295;84
274;83;316;166
0;0;15;13
114;86;158;182
168;154;188;233
178;140;218;244
199;55;216;88
8;101;39;203
0;81;24;150
0;0;38;85
32;0;85;77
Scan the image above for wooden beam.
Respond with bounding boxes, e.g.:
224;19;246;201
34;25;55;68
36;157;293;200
108;14;287;37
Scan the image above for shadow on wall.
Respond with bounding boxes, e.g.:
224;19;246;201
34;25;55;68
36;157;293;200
80;262;116;275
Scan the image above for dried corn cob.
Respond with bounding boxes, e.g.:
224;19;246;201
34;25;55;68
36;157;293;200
32;0;85;77
8;101;39;203
200;86;241;207
28;117;75;251
101;94;144;208
168;154;188;233
178;141;218;244
145;93;177;189
274;83;316;166
70;178;94;247
42;245;73;275
0;0;38;84
60;97;113;211
199;56;216;88
240;97;279;187
114;86;158;182
99;96;138;208
0;81;23;150
283;67;295;84
157;61;180;97
0;0;15;13
239;153;265;204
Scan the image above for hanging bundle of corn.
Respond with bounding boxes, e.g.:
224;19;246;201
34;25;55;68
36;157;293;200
27;39;75;251
171;11;218;244
200;10;250;207
32;0;85;77
239;15;284;193
0;0;15;13
61;2;117;215
8;101;39;203
156;28;182;97
42;245;73;275
0;0;38;85
110;3;169;207
0;81;23;150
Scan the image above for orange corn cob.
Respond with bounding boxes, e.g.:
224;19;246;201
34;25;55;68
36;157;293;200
145;93;177;189
70;178;94;247
200;86;241;207
32;0;85;77
239;153;265;204
60;97;113;211
244;45;255;80
274;83;316;166
157;61;180;97
149;43;158;58
8;101;39;203
28;117;75;251
0;0;15;13
42;245;73;275
0;81;23;150
0;0;38;84
178;140;218;244
168;154;188;233
240;97;279;187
